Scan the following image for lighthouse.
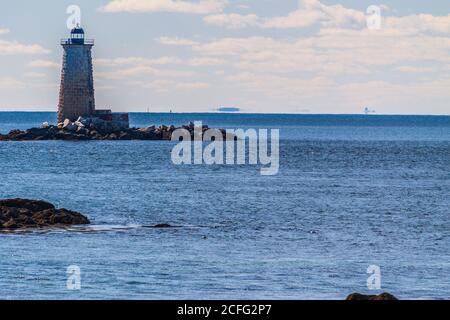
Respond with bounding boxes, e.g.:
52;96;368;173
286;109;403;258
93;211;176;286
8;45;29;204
57;26;95;123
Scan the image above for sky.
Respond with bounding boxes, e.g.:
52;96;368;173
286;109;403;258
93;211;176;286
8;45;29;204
0;0;450;114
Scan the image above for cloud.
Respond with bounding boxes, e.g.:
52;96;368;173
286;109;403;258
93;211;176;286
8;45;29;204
0;40;50;55
139;79;210;92
384;14;450;34
99;0;227;14
0;77;24;89
188;29;450;74
160;17;450;113
28;60;60;68
95;56;182;67
204;0;450;34
24;72;47;78
0;28;49;55
187;57;226;66
204;0;365;29
97;66;196;79
394;66;436;73
157;36;199;46
94;55;201;79
204;13;260;29
176;81;210;90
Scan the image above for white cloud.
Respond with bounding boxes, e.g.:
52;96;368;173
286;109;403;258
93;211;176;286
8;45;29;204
95;56;182;67
139;79;210;92
0;40;50;55
204;0;366;29
100;0;227;14
159;17;450;113
187;57;225;66
176;81;210;90
204;0;450;34
94;55;201;79
24;72;47;78
28;60;60;68
204;13;260;29
384;14;450;34
188;30;450;74
140;79;173;92
0;28;49;55
97;66;196;79
0;77;24;89
157;36;199;46
394;66;436;73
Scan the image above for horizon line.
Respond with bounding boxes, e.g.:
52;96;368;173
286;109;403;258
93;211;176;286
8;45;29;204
0;110;449;117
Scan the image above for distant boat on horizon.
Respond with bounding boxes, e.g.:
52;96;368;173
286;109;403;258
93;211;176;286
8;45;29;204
364;107;376;115
218;107;241;113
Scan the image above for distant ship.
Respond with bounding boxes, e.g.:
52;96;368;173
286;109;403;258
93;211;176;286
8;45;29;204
364;107;376;115
218;107;240;113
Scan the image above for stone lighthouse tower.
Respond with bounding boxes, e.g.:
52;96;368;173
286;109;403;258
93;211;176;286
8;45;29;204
57;26;95;122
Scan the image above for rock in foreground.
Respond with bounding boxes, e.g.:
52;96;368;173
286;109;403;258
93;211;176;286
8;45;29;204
0;199;90;230
346;293;398;301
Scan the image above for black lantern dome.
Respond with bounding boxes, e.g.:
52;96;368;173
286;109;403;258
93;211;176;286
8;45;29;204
70;25;85;44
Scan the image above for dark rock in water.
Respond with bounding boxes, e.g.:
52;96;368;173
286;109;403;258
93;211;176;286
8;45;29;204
145;224;174;229
0;199;55;212
0;121;233;142
346;293;398;301
153;224;173;228
0;199;90;230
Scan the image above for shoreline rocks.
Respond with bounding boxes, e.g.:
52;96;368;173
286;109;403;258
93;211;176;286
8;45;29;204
0;119;232;141
0;199;90;230
346;293;398;301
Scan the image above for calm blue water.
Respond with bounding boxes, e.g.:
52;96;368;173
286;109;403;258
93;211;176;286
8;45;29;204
0;112;449;300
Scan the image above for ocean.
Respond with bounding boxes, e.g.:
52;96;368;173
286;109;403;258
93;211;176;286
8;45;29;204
0;112;449;300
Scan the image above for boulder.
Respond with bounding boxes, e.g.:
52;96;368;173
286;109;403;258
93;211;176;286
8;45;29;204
62;119;77;132
346;293;398;301
0;199;90;230
67;123;78;132
76;116;88;125
162;131;172;140
26;127;49;137
76;127;89;135
0;199;55;212
74;121;85;128
108;133;118;140
118;132;132;140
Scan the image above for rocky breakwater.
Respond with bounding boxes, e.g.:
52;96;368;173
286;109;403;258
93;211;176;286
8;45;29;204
0;199;90;230
0;118;231;141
